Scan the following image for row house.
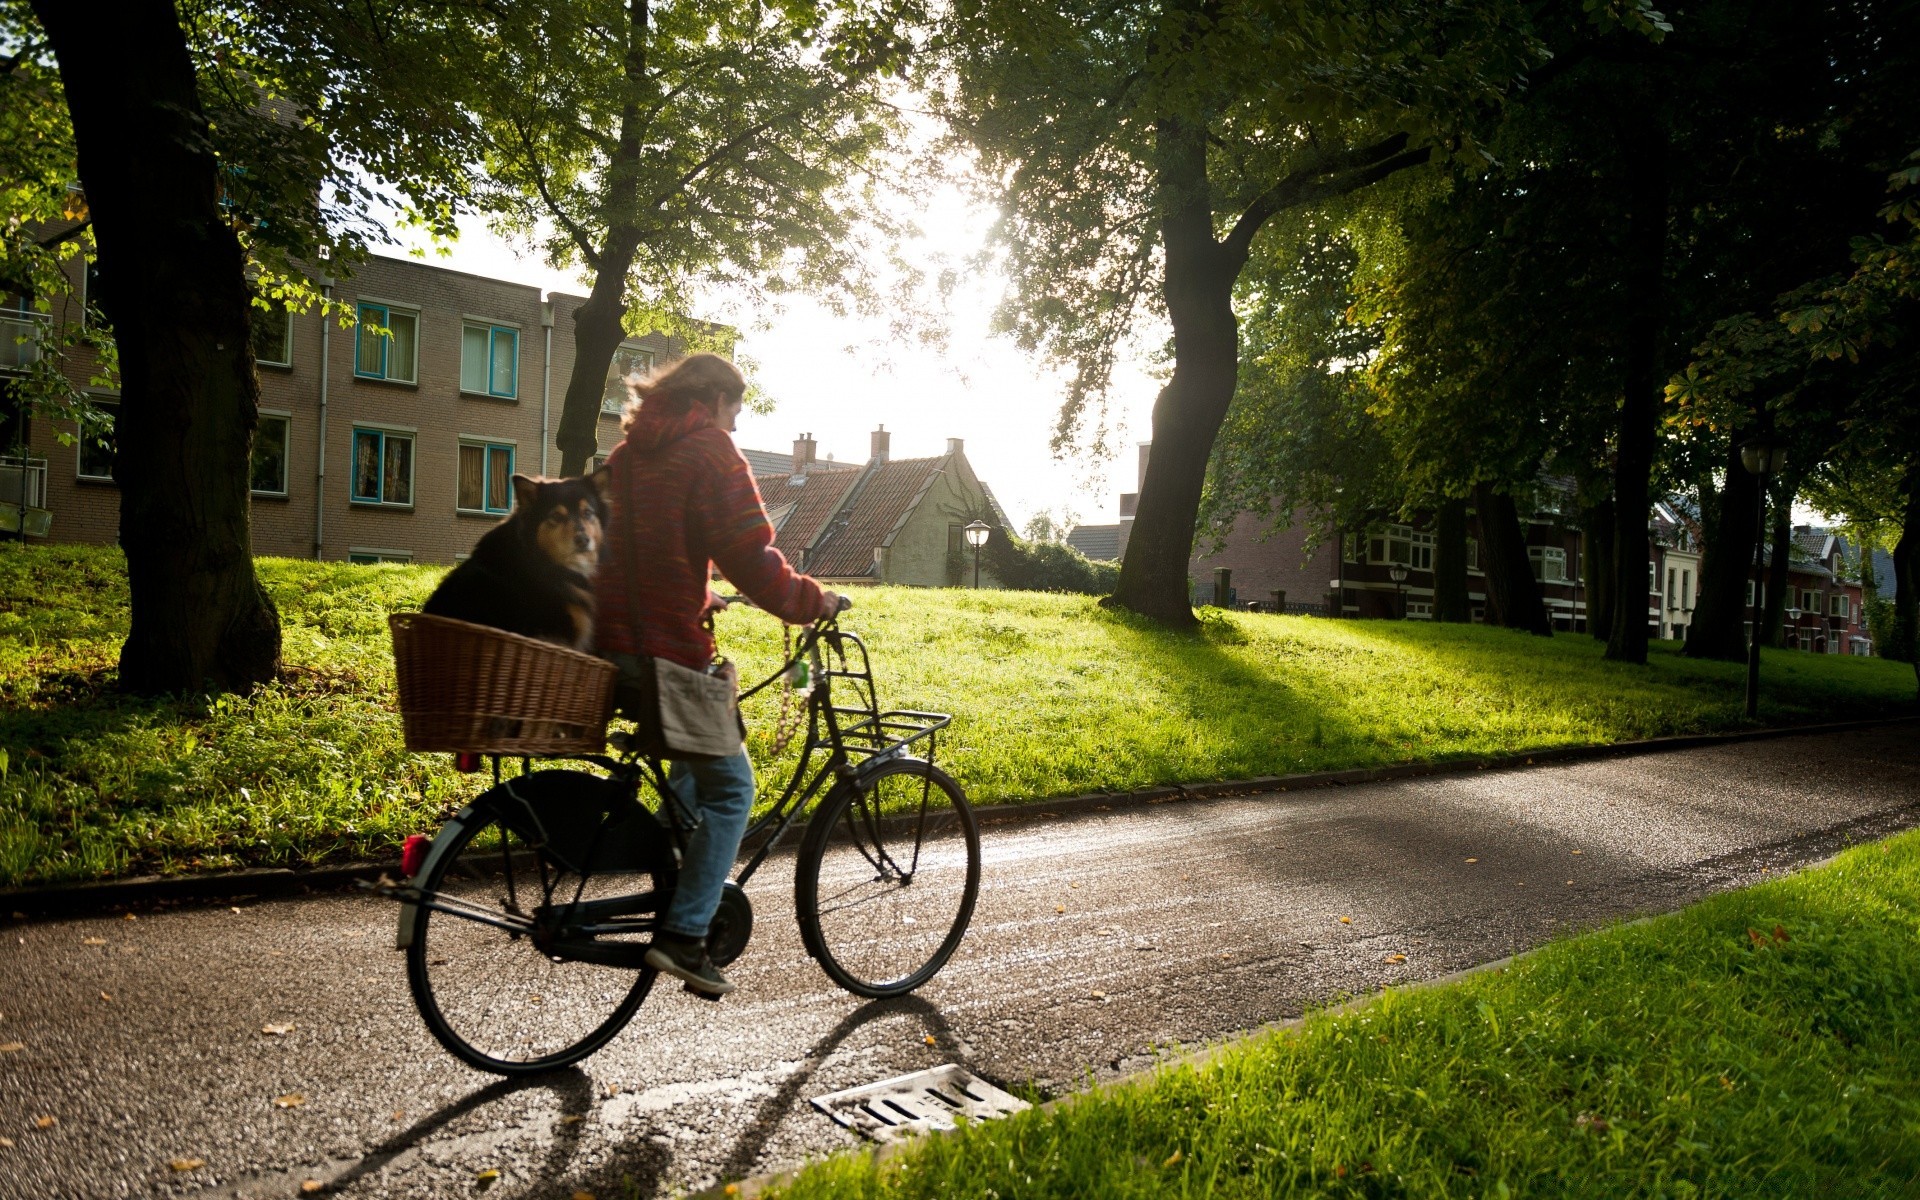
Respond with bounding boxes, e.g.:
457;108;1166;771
1749;529;1871;655
2;253;681;565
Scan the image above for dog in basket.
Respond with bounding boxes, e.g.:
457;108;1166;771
423;470;611;651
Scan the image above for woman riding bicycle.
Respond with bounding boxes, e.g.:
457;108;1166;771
596;353;841;997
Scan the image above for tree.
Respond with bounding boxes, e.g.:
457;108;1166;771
939;0;1543;626
460;0;918;476
27;0;281;692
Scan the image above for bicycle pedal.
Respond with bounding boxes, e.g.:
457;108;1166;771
683;983;725;1003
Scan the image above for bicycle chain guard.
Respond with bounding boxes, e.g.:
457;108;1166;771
707;881;754;968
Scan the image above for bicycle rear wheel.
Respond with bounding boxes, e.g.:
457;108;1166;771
405;805;657;1075
794;758;980;998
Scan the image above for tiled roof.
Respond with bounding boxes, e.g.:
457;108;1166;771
1066;523;1121;561
740;447;857;478
754;468;861;562
805;456;949;578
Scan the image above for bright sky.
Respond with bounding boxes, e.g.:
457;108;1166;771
386;185;1162;533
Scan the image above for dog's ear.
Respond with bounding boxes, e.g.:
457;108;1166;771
586;465;613;508
510;474;542;513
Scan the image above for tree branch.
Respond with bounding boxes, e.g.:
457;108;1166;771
38;218;90;250
510;116;600;270
1221;132;1429;262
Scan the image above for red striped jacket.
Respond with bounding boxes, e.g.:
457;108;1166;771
597;401;829;668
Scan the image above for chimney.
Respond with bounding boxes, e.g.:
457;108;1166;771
871;424;890;463
792;432;816;474
946;437;964;457
1137;441;1152;491
1118;493;1138;521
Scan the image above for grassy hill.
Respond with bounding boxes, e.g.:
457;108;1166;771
2;543;1912;887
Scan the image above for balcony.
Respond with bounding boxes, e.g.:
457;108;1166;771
1;311;49;372
0;456;50;537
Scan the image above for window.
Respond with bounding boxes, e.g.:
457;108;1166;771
252;301;292;368
1528;546;1569;583
1406;600;1434;619
1465;537;1480;573
1649;561;1659;592
1366;524;1433;570
77;399;118;481
350;427;414;506
1831;593;1850;619
457;440;515;513
460;322;518;398
1682;569;1692;610
252;412;290;495
601;344;655;414
1746;579;1756;606
348;548;412;565
1799;588;1819;613
353;302;418;383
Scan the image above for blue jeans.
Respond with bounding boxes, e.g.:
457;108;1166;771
661;750;755;940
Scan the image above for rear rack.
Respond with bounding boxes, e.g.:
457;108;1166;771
816;630;950;772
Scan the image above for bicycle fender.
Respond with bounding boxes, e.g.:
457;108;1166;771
395;803;482;951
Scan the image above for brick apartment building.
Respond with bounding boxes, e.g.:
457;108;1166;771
1068;443;1872;652
4;253;678;565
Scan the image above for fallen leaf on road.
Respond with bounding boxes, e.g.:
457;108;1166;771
476;1168;501;1186
1068;882;1079;889
1338;916;1351;924
231;907;242;915
82;937;105;946
273;1093;306;1109
1570;849;1582;855
123;913;137;921
559;1115;585;1126
0;1042;23;1053
1384;954;1406;964
1090;989;1108;1000
100;991;112;1002
606;1084;621;1098
34;1115;56;1129
300;1181;323;1194
0;1136;13;1147
168;1158;205;1172
392;1110;406;1122
923;1035;936;1045
1054;905;1065;914
1464;858;1478;864
572;1192;597;1200
261;1023;295;1036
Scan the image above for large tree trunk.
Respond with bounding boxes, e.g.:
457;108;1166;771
1605;118;1667;664
1108;116;1241;628
1686;439;1761;660
1433;498;1471;623
1584;494;1616;639
34;0;280;694
1473;483;1552;636
556;0;651;477
1761;485;1793;647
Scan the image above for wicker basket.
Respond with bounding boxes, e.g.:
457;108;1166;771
389;612;617;755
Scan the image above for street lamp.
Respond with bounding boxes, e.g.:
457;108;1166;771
1740;435;1786;718
1388;564;1410;620
963;520;992;588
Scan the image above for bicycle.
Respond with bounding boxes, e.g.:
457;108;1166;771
374;602;981;1076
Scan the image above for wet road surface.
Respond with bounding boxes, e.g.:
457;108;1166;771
2;724;1917;1199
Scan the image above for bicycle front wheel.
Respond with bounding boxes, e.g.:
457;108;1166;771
794;758;980;997
406;805;656;1075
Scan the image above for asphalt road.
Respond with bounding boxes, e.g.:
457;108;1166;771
3;724;1918;1200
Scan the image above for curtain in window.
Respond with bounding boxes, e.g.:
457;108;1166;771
251;417;288;492
488;445;512;510
383;436;412;504
355;306;384;375
353;431;381;499
387;312;417;383
460;326;489;393
457;444;485;509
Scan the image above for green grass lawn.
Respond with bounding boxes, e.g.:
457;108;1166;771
771;828;1920;1199
1;542;1912;887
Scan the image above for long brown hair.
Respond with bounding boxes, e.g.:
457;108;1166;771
621;352;745;432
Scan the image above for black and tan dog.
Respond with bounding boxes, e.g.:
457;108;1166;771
423;470;611;651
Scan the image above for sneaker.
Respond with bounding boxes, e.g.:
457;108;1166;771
644;937;736;996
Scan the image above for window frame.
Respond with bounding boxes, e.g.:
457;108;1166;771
459;319;520;399
251;409;292;497
75;396;119;482
349;425;417;508
251;299;293;369
1799;587;1819;613
1528;545;1569;584
1831;593;1850;619
1365;523;1433;571
455;436;517;515
600;343;656;415
352;300;420;385
347;547;413;565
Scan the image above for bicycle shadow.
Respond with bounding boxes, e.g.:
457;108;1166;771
710;992;965;1185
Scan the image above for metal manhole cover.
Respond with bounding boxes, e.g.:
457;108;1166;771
811;1064;1030;1142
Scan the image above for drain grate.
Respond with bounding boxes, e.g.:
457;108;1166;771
811;1064;1029;1142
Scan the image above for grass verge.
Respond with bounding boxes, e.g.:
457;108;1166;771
771;828;1920;1198
2;543;1914;887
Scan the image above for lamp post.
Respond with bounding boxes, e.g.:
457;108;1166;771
1740;436;1787;717
963;520;992;589
1388;564;1410;620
